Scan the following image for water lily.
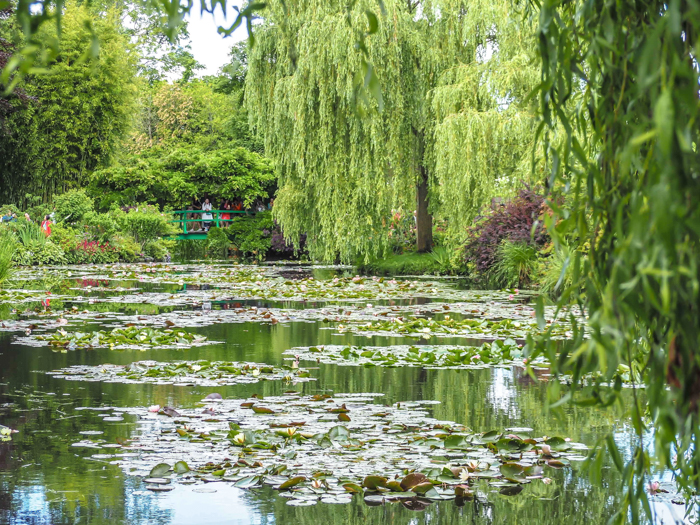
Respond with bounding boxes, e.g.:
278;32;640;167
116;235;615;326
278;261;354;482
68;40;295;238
459;469;470;482
232;433;246;445
190;364;202;372
284;427;297;437
148;405;161;413
252;368;261;377
542;477;552;485
540;444;553;455
466;461;480;472
311;479;323;489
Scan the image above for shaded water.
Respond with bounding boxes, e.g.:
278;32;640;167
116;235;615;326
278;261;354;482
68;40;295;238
0;265;683;524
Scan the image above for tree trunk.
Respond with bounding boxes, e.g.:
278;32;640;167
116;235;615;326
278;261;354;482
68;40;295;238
416;165;433;253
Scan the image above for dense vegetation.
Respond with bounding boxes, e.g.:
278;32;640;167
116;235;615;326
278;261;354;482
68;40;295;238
2;1;700;522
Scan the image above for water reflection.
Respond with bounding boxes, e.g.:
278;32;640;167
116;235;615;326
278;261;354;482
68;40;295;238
0;267;675;524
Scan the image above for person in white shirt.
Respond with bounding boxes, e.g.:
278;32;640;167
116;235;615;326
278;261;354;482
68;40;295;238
202;199;213;231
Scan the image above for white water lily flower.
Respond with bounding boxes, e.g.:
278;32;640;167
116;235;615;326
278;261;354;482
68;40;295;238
542;477;552;485
233;433;246;445
284;427;297;437
311;479;323;489
459;469;470;482
466;461;480;471
190;364;202;372
139;335;147;342
252;369;260;377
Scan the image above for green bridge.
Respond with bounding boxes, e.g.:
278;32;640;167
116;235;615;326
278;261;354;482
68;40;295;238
170;210;258;240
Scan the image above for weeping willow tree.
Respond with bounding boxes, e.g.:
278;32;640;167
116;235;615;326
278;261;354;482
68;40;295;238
246;0;540;262
529;0;700;521
429;6;542;241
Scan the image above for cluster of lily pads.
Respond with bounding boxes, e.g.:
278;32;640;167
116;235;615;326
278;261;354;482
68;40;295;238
48;360;314;386
74;393;586;507
336;315;573;341
284;340;543;369
29;326;209;351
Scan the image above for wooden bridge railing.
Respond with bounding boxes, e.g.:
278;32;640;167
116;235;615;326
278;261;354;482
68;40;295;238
171;210;257;236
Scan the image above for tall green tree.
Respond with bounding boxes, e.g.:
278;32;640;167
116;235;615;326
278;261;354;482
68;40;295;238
246;0;539;262
29;3;137;195
530;0;700;522
0;2;137;201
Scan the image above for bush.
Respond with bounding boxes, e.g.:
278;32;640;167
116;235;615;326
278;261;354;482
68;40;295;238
53;189;95;224
84;211;119;242
143;239;174;261
464;188;549;280
491;241;538;288
13;240;67;266
206;227;231;259
222;211;274;261
111;234;141;262
116;204;177;249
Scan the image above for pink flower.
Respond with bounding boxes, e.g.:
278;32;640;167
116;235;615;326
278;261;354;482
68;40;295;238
148;405;160;413
509;294;514;300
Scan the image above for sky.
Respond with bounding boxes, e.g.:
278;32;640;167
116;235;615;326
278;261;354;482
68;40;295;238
185;7;247;76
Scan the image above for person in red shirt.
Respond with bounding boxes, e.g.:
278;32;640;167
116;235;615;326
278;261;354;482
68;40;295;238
221;201;231;223
41;215;52;237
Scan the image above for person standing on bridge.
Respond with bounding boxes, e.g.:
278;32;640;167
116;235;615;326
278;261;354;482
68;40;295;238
202;199;213;232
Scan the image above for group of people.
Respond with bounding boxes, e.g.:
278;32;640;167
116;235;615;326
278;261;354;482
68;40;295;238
2;210;54;236
185;198;273;232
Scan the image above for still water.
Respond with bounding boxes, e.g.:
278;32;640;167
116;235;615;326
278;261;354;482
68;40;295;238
0;264;684;524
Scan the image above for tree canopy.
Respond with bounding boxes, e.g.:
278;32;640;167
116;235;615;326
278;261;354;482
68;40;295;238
246;0;540;262
0;2;137;202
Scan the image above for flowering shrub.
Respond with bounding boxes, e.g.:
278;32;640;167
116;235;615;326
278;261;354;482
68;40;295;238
68;240;119;264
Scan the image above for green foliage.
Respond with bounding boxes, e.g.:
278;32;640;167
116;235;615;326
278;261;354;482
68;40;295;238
222;211;273;261
0;235;15;288
10;219;47;248
359;253;442;276
530;0;700;520
53;189;94;224
116;204;176;249
83;212;119;243
206;227;230;259
89;145;274;210
491;241;537;289
143;239;174;261
0;3;137;200
110;234;141;263
536;244;581;299
246;0;539;262
13;240;67;266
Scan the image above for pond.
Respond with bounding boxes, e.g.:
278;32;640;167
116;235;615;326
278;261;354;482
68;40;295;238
0;264;684;524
